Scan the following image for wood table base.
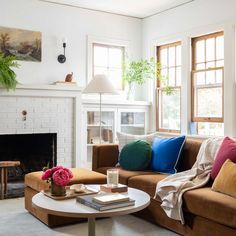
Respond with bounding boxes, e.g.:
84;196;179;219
88;217;95;236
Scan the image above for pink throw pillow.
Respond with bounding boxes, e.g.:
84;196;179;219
211;137;236;179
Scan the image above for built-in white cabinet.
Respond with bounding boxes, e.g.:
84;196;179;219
86;109;116;145
81;99;151;168
119;110;146;135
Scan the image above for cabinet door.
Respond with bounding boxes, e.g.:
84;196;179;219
87;110;115;144
119;110;146;135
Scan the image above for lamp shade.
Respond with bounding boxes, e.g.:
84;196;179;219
83;74;118;94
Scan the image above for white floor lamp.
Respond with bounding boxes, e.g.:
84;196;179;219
83;74;118;144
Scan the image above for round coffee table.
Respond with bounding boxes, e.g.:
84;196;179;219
32;185;150;236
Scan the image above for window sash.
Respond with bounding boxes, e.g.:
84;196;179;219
157;42;181;88
92;43;125;90
156;42;181;132
156;87;181;133
191;31;224;128
191;67;224;122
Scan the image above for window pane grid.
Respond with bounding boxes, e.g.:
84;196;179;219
157;87;181;132
191;31;224;136
93;43;124;90
157;41;181;132
159;43;181;88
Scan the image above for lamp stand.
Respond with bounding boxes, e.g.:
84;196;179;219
99;93;102;144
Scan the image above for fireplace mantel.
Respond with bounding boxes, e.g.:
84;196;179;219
0;84;83;97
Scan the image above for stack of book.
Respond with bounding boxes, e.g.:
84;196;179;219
76;193;135;211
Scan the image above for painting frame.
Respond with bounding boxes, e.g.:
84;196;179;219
0;26;42;62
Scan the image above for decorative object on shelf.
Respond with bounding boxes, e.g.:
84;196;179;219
0;53;19;90
83;74;118;143
54;81;77;85
102;128;113;143
0;26;41;62
123;57;171;100
65;72;73;82
57;37;67;63
41;166;73;196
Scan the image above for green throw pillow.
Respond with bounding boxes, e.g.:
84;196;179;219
119;140;152;171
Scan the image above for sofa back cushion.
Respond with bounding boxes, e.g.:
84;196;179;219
177;138;202;171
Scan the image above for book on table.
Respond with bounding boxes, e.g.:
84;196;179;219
93;193;129;204
100;184;128;193
76;193;135;211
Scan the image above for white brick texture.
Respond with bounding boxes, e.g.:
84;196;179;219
0;96;75;167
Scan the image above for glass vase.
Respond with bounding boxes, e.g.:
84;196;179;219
126;83;134;100
50;181;66;196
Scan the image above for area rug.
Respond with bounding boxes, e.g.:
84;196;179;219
0;198;179;236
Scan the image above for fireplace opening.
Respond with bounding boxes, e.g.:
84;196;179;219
0;133;57;198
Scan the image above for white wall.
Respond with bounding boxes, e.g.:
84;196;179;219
0;0;142;87
142;0;236;136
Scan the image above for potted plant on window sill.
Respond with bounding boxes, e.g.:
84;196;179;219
122;57;171;100
0;53;19;90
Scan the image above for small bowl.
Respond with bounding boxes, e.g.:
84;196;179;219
70;184;86;193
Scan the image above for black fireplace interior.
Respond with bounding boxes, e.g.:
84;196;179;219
0;133;57;182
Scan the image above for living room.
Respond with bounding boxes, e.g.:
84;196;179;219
0;0;236;235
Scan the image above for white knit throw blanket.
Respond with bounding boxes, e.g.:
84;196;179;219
155;137;222;224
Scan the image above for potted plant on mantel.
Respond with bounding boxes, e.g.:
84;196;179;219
0;53;19;90
122;57;171;100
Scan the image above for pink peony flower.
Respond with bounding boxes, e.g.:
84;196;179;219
52;168;71;186
41;166;73;186
51;166;63;173
64;168;73;179
41;169;53;180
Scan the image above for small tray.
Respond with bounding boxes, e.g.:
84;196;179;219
42;186;98;200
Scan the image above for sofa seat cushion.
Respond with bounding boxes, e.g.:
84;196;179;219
128;174;169;197
95;167;155;185
183;187;236;228
25;171;50;191
25;168;106;192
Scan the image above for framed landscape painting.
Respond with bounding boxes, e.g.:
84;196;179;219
0;26;41;62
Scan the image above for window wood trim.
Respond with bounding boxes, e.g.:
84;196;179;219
191;31;224;124
156;42;181;132
156;41;181;88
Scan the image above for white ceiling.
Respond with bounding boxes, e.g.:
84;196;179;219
41;0;195;18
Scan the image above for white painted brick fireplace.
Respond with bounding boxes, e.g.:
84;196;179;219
0;85;82;168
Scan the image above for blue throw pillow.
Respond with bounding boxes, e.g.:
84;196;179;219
151;136;186;174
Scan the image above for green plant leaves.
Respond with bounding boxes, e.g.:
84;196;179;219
123;57;172;95
0;53;19;90
123;57;158;86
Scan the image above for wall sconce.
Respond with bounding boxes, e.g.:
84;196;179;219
57;37;67;63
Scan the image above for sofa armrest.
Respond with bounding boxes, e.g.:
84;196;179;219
92;144;119;171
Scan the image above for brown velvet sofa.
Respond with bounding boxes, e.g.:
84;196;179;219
92;139;236;236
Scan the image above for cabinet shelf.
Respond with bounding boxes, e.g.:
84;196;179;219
87;141;111;146
120;124;144;127
87;124;113;127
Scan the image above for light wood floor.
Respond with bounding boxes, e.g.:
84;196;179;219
0;197;179;236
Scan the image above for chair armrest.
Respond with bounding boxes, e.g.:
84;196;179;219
92;144;119;171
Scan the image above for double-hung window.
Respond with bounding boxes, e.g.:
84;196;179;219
191;32;224;136
156;42;181;132
92;43;124;90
